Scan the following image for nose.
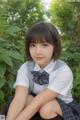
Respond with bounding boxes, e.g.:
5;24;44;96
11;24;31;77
36;45;41;54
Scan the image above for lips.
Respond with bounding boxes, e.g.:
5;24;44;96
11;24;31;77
36;57;45;60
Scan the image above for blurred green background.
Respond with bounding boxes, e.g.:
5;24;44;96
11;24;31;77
0;0;80;109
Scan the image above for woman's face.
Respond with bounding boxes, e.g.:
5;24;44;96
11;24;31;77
29;41;54;68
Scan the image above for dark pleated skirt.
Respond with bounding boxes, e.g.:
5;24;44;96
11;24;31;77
57;98;80;120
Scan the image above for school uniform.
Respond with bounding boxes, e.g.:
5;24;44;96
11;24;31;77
14;59;80;120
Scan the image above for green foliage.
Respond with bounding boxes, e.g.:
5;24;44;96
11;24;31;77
0;90;4;104
0;0;45;106
50;0;80;102
6;26;21;36
0;63;6;78
73;67;80;102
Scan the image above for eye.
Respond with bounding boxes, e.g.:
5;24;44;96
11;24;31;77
42;43;49;47
29;43;36;47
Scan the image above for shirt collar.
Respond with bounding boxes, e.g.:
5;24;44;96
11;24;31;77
34;59;56;74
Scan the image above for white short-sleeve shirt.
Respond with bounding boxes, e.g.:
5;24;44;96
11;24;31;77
14;59;73;103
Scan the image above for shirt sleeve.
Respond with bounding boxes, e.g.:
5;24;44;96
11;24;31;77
13;62;29;89
47;66;73;96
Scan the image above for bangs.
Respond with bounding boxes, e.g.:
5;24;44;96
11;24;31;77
27;29;54;45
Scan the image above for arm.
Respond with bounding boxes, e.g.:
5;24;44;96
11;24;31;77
6;86;28;120
16;88;58;120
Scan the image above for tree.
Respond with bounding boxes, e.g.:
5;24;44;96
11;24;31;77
50;0;80;102
0;0;45;106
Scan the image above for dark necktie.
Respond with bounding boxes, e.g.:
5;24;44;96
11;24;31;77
31;70;49;85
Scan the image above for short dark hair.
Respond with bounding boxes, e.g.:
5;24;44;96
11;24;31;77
25;22;61;61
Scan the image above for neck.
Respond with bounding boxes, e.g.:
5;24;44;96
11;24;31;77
39;59;53;69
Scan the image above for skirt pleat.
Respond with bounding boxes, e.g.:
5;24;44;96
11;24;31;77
57;98;80;120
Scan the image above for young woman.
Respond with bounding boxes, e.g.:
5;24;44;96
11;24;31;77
6;22;80;120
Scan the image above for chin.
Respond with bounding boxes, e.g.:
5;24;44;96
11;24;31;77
36;62;44;66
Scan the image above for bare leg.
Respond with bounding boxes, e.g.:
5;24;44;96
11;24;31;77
39;99;62;119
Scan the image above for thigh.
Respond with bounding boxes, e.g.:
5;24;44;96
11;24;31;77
39;99;62;116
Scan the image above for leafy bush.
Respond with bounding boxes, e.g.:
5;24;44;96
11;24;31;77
50;0;80;102
0;0;45;106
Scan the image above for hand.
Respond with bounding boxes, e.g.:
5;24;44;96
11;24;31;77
16;116;29;120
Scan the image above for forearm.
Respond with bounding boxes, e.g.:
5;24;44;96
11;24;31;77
16;89;58;120
16;98;40;120
6;98;26;120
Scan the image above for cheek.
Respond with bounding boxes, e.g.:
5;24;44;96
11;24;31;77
48;47;54;55
29;48;35;57
29;48;32;56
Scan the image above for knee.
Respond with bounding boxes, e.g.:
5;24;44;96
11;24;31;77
39;104;56;119
39;106;48;119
